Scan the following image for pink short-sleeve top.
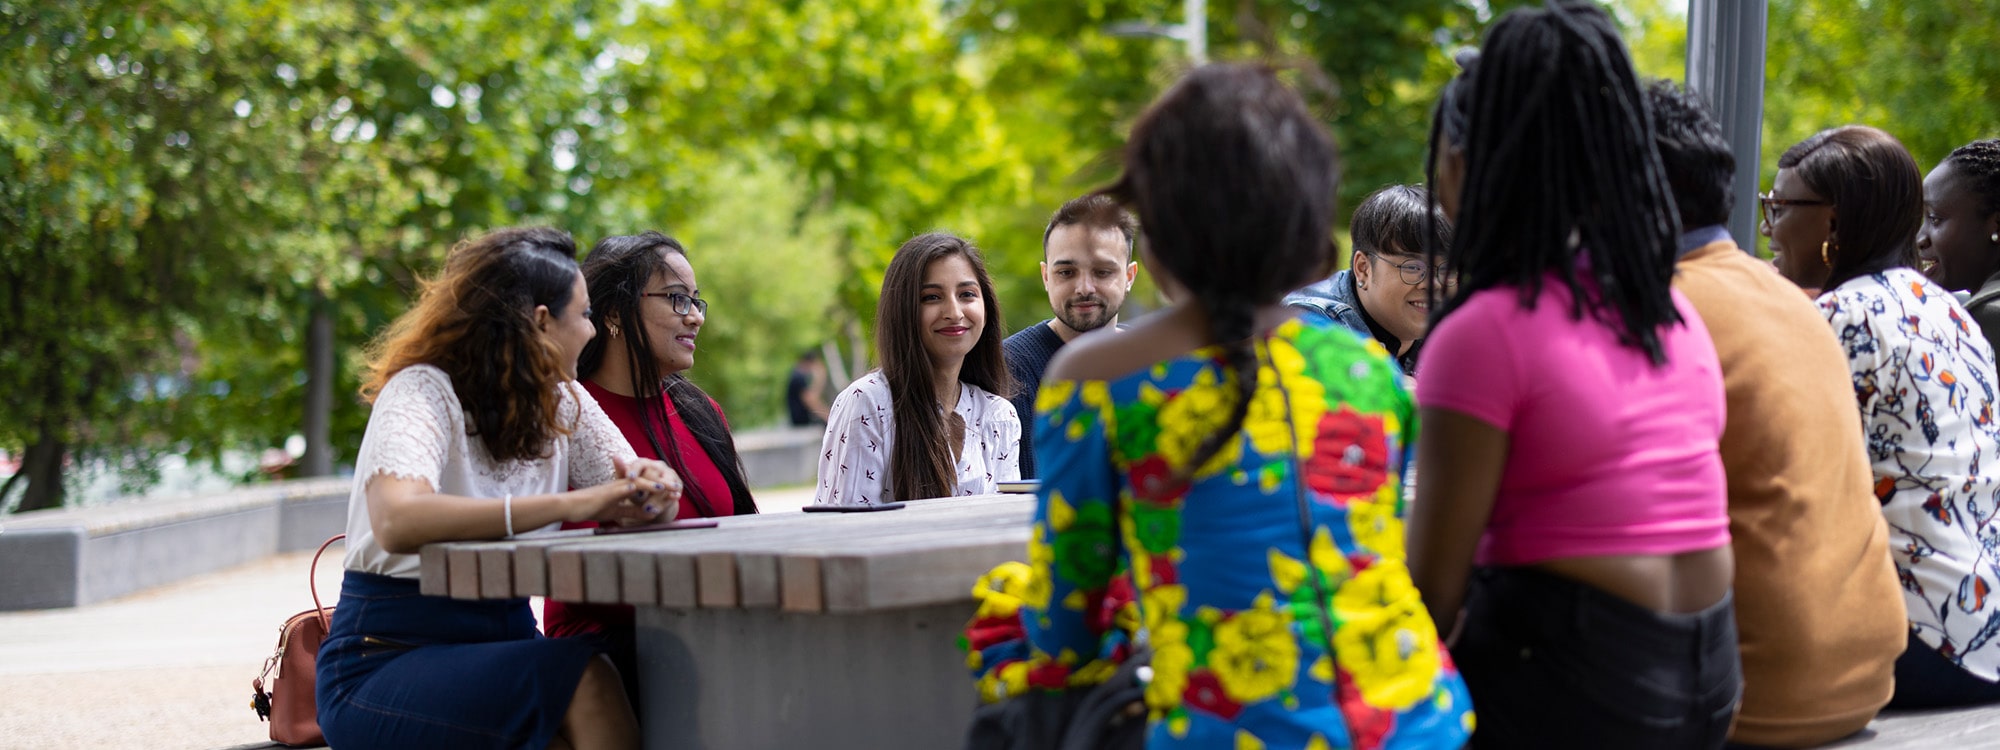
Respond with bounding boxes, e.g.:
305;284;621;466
1417;277;1730;566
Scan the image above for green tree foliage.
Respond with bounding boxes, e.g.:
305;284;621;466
1764;1;2000;188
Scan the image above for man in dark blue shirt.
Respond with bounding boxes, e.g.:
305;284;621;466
1003;194;1138;478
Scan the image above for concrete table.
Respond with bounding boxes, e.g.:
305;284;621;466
418;494;1031;750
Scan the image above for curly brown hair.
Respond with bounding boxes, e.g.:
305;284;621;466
361;226;585;463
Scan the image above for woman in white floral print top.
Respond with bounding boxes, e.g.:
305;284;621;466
1770;125;2000;709
814;232;1020;506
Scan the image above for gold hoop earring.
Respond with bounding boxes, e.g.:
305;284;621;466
1821;238;1834;266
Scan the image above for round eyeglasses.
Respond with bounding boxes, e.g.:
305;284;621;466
640;292;708;315
1370;254;1452;286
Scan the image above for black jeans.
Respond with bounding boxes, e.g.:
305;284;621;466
1453;567;1741;749
1888;630;2000;709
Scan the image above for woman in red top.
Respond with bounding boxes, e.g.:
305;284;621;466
545;230;761;701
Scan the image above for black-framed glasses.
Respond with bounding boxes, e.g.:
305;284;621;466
1757;191;1830;225
640;291;707;316
1370;254;1452;286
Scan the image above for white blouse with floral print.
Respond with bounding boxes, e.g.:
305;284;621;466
1821;267;2000;680
813;372;1020;506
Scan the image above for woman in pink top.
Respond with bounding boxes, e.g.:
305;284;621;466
1408;5;1738;748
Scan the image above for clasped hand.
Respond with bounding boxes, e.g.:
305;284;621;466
579;456;683;526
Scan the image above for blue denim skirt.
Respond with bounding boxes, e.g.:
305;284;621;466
316;570;598;750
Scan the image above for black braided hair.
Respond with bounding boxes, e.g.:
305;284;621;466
1947;139;2000;218
1425;1;1684;365
1101;64;1338;480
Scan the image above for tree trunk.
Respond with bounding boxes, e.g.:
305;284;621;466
301;294;334;476
13;437;66;513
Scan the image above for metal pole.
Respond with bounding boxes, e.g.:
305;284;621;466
1186;0;1207;64
1685;0;1769;253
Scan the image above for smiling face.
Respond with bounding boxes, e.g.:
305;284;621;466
918;253;986;368
1042;224;1136;340
540;270;596;379
1917;161;2000;292
640;250;704;376
1762;167;1836;290
1352;243;1443;346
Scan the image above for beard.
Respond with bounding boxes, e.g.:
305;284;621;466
1054;295;1119;333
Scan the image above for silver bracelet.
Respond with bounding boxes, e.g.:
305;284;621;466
503;494;514;538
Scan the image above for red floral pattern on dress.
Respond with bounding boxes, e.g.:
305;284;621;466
1130;455;1188;506
1184;670;1245;721
1306;408;1388;500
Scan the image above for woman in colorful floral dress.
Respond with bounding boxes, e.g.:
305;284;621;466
1766;125;2000;708
975;64;1474;749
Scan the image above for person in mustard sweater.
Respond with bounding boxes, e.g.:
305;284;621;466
1649;80;1905;747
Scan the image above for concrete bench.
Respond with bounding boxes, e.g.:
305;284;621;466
733;426;824;489
0;477;350;611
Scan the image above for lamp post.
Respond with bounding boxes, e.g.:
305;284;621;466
1105;0;1207;65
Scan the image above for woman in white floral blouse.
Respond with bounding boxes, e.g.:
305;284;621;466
1767;125;2000;709
813;232;1020;506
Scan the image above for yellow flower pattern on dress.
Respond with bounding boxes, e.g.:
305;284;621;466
1209;592;1301;703
1333;559;1444;710
975;318;1471;749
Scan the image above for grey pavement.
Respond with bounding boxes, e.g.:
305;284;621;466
0;485;815;750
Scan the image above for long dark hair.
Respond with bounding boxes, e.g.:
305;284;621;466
1101;63;1338;478
1777;126;1923;292
577;231;757;516
1425;1;1684;365
876;232;1012;501
363;226;583;463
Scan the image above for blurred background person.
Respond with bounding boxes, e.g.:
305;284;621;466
787;347;832;427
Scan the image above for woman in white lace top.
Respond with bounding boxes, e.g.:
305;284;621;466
316;227;683;750
815;232;1020;506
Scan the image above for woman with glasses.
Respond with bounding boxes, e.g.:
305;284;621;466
541;230;761;705
1408;5;1739;746
1284;184;1452;374
1767;126;2000;709
814;232;1019;505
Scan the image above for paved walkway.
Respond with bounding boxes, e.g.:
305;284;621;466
0;486;816;750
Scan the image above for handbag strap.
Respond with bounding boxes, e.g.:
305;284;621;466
310;534;344;632
1264;341;1342;661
